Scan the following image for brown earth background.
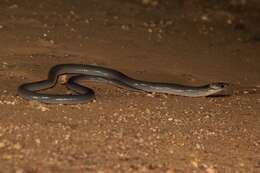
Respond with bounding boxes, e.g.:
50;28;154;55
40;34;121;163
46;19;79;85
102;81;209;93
0;0;259;172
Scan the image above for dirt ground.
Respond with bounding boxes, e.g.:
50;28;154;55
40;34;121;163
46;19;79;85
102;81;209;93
0;0;259;172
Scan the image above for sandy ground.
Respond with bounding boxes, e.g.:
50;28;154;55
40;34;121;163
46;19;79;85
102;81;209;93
0;0;259;172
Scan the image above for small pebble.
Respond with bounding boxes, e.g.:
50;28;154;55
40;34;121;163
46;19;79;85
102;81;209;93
145;108;151;114
201;15;210;21
15;169;25;173
206;167;216;173
35;138;41;145
9;4;18;9
0;142;6;148
168;117;173;121
191;159;199;168
243;91;249;94
165;169;176;173
13;143;22;150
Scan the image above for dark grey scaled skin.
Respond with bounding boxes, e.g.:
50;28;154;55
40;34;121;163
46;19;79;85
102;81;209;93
17;64;228;104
